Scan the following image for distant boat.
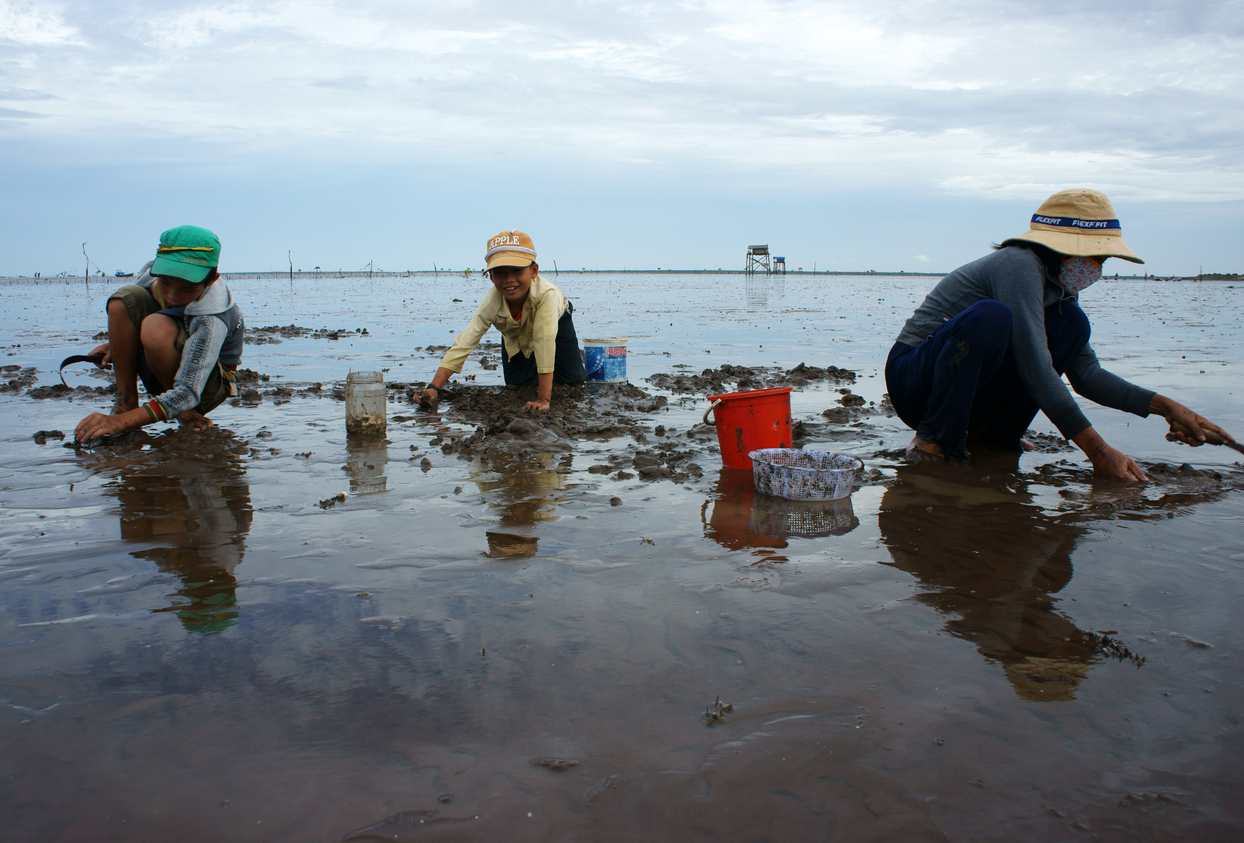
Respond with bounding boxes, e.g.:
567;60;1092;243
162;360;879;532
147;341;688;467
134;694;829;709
115;271;134;277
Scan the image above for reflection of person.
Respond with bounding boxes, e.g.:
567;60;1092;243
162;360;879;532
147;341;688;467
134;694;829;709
416;230;586;412
470;451;565;529
113;438;252;634
885;190;1234;480
75;225;244;442
877;466;1098;701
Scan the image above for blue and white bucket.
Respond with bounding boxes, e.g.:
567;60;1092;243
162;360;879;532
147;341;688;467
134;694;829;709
584;337;628;383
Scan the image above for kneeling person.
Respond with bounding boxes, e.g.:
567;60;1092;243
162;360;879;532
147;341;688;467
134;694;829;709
75;225;244;442
417;230;586;412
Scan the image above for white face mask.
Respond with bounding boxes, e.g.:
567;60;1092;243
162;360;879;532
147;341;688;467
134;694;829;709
1059;256;1102;295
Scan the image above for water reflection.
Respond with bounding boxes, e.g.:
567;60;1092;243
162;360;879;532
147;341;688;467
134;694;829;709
702;468;858;551
877;465;1097;701
469;451;566;529
345;435;390;494
107;431;252;634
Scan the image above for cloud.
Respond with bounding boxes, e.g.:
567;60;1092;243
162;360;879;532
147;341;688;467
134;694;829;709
915;255;930;262
0;0;80;47
1;0;1242;273
3;0;1240;205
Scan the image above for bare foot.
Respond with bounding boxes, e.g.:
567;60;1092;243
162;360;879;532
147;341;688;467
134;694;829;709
905;435;945;462
177;410;214;431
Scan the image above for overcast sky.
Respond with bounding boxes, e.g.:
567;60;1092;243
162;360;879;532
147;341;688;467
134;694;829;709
2;0;1242;275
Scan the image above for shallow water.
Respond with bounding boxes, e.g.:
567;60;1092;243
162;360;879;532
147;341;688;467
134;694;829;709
3;272;1244;841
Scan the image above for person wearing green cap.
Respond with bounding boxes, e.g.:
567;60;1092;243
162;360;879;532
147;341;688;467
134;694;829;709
74;225;245;442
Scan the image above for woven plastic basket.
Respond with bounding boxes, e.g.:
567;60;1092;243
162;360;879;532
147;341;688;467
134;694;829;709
747;448;861;501
748;495;859;538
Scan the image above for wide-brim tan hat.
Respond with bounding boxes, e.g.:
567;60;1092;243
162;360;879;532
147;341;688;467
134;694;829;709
1002;189;1143;264
485;229;537;271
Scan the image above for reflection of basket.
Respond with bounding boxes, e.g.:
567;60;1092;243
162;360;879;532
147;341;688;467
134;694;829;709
748;449;861;501
748;495;859;538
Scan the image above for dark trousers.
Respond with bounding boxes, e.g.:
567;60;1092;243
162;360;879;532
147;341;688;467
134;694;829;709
885;300;1090;460
501;303;587;387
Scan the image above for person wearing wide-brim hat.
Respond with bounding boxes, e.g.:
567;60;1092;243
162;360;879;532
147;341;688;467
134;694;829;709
74;225;245;443
885;189;1234;480
416;229;586;412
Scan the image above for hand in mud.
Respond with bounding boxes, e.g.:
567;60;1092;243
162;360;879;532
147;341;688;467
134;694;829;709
416;389;439;409
1089;443;1148;482
524;398;551;412
90;342;112;368
75;411;130;443
177;410;214;431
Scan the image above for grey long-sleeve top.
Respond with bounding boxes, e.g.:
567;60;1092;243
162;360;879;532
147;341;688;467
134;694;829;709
894;246;1154;439
131;261;245;420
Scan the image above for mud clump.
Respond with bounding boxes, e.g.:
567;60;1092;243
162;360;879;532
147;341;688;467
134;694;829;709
632;445;702;483
28;383;115;400
235;368;270;384
786;362;857;385
247;325;370;344
1024;431;1074;453
33;430;65;444
1;366;38;393
703;695;734;726
318;492;347;509
648;362;857;396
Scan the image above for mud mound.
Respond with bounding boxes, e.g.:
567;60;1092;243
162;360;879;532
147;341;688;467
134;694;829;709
415;384;705;476
246;325;370;344
648;362;857;396
28;383;115;400
1024;432;1075;453
1;366;38;393
428;383;665;453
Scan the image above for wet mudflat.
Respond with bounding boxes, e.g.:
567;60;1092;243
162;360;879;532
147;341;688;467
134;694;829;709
2;271;1244;842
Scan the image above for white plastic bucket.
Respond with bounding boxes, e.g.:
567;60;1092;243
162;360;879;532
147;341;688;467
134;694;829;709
584;337;628;383
345;371;387;436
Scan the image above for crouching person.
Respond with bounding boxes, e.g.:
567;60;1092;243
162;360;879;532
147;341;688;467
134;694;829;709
75;225;244;442
416;230;586;412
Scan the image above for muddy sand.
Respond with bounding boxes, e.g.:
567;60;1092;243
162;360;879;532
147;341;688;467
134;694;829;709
3;271;1244;842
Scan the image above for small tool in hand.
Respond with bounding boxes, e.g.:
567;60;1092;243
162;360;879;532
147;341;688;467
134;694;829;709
59;352;106;387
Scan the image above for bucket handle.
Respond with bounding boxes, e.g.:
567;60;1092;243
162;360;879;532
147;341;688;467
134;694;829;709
702;399;722;426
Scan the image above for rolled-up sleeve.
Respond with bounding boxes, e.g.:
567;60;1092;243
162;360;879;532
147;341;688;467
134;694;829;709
439;292;501;374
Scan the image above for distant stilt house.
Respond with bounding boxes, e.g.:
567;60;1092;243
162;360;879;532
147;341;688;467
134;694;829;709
773;256;786;275
745;245;771;276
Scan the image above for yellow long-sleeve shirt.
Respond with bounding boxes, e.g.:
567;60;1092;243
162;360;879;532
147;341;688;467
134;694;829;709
438;275;569;375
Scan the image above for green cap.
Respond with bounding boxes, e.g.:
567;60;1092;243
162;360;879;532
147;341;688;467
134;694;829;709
151;225;221;283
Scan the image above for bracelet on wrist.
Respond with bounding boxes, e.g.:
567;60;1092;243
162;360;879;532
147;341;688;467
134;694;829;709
425;383;440;393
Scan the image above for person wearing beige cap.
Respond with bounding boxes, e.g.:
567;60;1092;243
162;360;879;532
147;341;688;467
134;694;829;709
416;230;586;411
885;189;1234;480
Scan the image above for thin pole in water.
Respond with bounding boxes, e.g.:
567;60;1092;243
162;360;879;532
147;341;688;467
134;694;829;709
82;243;90;291
288;251;294;287
433;263;439;277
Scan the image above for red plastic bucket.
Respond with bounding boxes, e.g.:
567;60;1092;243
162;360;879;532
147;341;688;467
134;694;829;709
703;386;793;470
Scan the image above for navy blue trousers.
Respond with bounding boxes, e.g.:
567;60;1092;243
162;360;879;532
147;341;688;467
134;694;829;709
501;303;587;387
885;300;1090;460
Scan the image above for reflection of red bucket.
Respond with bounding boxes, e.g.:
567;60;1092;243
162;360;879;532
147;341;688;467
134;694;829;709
703;468;786;550
703;386;793;470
